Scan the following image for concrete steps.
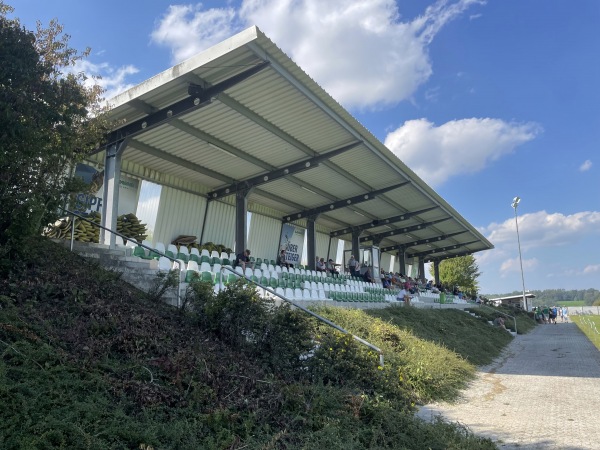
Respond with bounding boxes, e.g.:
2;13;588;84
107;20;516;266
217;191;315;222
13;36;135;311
55;240;182;307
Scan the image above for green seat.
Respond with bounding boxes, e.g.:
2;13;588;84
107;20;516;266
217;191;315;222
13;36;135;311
269;278;279;289
223;273;238;285
287;273;295;281
256;257;263;265
165;249;175;259
176;252;189;263
270;260;276;266
280;272;289;279
133;246;153;259
222;258;231;266
211;257;221;265
251;275;259;284
200;255;210;264
200;271;215;285
185;270;200;283
189;254;200;263
260;276;269;286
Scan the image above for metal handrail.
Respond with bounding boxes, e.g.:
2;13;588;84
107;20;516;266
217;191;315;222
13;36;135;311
478;303;518;335
218;265;385;367
60;208;182;307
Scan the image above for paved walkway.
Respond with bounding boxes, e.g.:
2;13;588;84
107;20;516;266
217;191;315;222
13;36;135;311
417;322;600;449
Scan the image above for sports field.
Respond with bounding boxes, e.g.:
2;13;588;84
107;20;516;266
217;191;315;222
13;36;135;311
572;315;600;350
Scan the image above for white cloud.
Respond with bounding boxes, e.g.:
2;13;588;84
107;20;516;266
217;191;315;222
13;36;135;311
499;257;538;277
485;210;600;250
383;117;541;186
150;0;485;109
70;60;139;101
151;4;239;63
583;264;600;274
579;159;592;172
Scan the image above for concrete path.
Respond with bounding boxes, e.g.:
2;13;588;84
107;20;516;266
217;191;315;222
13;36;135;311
417;322;600;449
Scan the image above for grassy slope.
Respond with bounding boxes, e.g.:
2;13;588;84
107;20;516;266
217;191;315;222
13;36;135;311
571;316;600;350
0;238;510;449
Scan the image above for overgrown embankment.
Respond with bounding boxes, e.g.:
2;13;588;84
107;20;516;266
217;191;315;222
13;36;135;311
0;238;505;449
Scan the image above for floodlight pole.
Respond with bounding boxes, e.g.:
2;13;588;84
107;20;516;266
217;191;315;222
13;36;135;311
511;197;528;311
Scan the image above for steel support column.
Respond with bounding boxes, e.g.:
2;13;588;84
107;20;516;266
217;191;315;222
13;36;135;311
418;258;425;282
351;229;361;264
398;248;406;276
434;260;440;285
235;189;251;253
101;140;126;247
307;215;319;270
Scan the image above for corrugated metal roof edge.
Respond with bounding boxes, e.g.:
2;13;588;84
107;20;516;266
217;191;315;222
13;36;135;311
251;28;493;252
107;26;262;111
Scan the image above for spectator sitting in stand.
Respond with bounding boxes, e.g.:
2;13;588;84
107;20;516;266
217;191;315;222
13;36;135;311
236;249;252;271
382;274;393;289
277;249;291;268
363;268;374;283
326;258;339;275
316;257;327;272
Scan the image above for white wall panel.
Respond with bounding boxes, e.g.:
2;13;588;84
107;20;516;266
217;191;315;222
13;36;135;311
202;201;236;250
380;252;392;273
315;232;330;262
154;186;207;246
328;237;339;263
248;213;282;262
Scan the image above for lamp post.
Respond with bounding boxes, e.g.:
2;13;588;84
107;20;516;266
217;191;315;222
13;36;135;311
511;196;528;311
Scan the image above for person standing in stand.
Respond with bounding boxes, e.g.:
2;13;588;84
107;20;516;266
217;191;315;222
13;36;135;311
348;255;358;277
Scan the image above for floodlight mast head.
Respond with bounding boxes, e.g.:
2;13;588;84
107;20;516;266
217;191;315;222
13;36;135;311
511;196;521;209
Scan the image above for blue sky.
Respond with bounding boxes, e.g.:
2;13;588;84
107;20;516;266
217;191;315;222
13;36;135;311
9;0;600;294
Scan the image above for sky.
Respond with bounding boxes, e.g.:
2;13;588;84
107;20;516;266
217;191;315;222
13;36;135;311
8;0;600;295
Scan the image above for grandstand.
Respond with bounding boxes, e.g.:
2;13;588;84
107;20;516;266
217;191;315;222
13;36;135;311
77;26;493;302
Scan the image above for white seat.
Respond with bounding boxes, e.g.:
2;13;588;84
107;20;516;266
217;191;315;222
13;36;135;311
210;250;220;259
310;281;317;290
190;247;200;256
299;269;306;275
244;267;253;278
260;263;268;272
311;289;319;300
334;284;341;292
294;288;303;300
268;264;275;272
275;287;285;298
187;260;199;272
115;236;124;246
179;246;190;256
274;265;282;273
281;266;288;273
253;268;262;278
294;268;301;275
167;244;178;256
311;270;317;277
142;239;152;248
235;266;244;275
220;251;228;260
229;252;236;261
212;263;222;275
199;262;212;273
200;249;210;257
157;256;171;271
317;281;324;290
284;288;294;299
270;271;279;279
318;289;327;300
154;242;165;254
303;289;312;300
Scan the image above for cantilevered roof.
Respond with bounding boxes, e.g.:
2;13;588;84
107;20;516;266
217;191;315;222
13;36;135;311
100;25;493;262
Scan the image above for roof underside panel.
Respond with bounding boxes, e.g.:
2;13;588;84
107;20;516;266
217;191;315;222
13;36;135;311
102;26;493;262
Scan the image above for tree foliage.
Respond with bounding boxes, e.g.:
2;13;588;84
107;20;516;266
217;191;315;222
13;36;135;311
0;2;106;246
431;255;481;296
